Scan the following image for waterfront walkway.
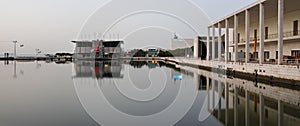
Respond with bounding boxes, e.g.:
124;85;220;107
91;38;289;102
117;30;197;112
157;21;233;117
163;57;300;83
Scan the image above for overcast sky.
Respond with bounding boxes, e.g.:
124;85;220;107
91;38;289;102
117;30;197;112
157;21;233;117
0;0;255;54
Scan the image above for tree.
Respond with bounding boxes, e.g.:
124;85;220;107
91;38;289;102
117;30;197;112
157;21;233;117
133;49;146;57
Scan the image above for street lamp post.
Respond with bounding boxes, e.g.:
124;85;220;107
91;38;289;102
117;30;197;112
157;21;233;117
12;40;24;59
13;41;17;59
35;49;41;59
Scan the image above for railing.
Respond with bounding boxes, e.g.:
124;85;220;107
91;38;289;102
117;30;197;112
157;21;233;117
229;30;300;44
283;59;300;65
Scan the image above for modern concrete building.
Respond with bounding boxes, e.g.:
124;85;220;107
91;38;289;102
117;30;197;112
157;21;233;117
171;37;194;57
172;36;214;58
72;40;124;59
193;36;219;60
206;0;300;65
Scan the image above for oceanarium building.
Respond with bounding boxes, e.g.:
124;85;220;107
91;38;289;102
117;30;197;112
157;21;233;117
205;0;300;65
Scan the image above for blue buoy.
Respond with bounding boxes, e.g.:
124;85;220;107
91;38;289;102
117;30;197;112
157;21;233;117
173;75;183;79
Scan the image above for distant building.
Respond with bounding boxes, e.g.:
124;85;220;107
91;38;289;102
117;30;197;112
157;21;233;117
172;36;214;58
72;40;124;59
147;48;158;57
171;38;194;50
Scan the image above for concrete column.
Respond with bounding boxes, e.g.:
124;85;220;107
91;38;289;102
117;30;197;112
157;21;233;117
218;22;222;62
225;19;229;63
259;93;265;126
278;0;284;65
194;36;199;58
212;26;216;60
245;9;250;63
259;3;265;64
207;27;211;61
245;90;250;126
234;86;238;126
234;15;238;63
278;100;283;126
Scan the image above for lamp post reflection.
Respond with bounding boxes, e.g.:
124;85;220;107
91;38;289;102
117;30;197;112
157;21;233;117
13;61;17;78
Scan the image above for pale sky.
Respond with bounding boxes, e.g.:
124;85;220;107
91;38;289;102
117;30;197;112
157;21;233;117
0;0;255;54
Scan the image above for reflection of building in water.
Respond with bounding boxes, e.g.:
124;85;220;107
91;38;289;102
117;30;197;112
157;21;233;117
125;61;159;69
206;75;300;126
172;63;300;125
193;73;207;90
147;61;158;69
73;60;123;79
95;61;123;78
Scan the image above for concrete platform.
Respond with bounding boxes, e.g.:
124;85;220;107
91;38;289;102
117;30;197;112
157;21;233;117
163;57;300;85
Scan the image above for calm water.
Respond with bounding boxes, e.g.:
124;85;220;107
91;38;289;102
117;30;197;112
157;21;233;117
0;60;299;126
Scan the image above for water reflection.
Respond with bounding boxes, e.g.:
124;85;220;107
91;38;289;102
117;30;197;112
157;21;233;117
0;60;299;126
73;60;300;126
183;65;300;126
73;60;123;79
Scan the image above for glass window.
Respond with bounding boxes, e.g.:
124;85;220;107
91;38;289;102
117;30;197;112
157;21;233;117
292;50;300;58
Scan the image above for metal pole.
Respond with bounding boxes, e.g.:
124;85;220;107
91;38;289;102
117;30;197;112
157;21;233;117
13;41;17;59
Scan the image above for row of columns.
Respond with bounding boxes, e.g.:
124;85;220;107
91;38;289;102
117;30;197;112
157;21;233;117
206;0;284;65
205;78;285;126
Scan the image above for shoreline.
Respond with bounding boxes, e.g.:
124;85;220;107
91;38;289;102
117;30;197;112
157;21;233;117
2;56;300;85
163;57;300;86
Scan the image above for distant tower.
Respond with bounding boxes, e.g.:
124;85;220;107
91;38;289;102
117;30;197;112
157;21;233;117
173;33;178;39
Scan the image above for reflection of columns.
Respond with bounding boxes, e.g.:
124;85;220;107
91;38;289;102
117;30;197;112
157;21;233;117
259;93;265;126
194;72;199;90
218;22;222;62
234;86;238;126
278;0;284;65
207;77;210;111
225;19;229;63
234;15;238;62
218;81;221;119
245;90;250;126
259;3;265;64
212;26;216;60
278;100;283;126
225;82;229;126
207;27;211;61
245;9;250;63
212;79;215;110
194;37;199;58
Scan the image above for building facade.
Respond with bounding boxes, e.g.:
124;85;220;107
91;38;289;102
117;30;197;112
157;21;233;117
72;40;124;59
206;0;300;65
